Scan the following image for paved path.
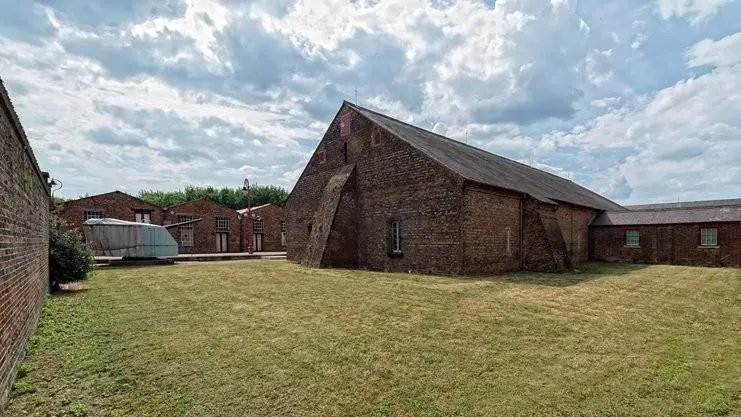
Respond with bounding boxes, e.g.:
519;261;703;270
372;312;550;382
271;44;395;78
95;252;287;264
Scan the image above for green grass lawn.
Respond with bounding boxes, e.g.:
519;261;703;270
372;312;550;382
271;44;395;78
6;261;741;417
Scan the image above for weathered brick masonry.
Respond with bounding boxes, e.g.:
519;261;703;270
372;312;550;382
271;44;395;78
591;223;740;267
286;102;616;275
0;80;50;409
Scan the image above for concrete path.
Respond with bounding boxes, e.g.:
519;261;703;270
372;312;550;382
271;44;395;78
95;251;287;264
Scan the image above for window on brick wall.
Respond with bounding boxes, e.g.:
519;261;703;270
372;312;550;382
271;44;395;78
280;220;287;247
317;150;326;164
700;228;718;246
134;211;151;224
389;220;402;255
215;216;229;232
253;218;264;234
371;127;382;146
84;211;103;221
178;215;194;247
625;230;640;247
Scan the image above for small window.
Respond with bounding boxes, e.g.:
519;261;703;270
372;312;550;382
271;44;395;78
343;142;348;163
317;150;326;164
371;127;382;146
700;228;718;246
134;211;151;224
281;221;287;247
178;215;194;230
84;211;103;221
252;218;264;234
215;216;229;232
390;220;402;254
625;230;640;247
178;215;194;247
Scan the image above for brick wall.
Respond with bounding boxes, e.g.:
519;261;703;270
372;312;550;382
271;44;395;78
591;222;740;267
59;191;163;235
461;185;522;274
286;106;465;275
0;81;50;409
163;199;240;254
243;204;286;253
553;202;597;266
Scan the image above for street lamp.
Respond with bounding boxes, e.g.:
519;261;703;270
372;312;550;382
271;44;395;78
243;178;253;254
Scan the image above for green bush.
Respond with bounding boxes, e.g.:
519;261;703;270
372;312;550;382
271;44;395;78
49;217;94;291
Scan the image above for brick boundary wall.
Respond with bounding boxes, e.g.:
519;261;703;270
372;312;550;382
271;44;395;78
0;79;50;411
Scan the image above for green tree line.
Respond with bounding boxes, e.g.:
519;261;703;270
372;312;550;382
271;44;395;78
137;185;289;209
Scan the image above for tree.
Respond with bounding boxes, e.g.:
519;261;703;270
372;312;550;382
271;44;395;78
137;185;289;209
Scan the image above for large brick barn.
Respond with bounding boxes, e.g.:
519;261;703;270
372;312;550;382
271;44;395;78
285;102;624;275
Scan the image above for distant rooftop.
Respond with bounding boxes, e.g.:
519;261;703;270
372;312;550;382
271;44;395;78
626;198;741;211
592;198;741;226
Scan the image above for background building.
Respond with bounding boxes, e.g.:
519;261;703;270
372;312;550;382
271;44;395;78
591;199;741;267
238;203;286;252
163;199;241;254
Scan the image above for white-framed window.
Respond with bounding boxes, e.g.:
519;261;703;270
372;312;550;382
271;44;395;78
253;218;264;234
84;211;103;221
215;216;229;232
178;215;194;247
135;211;151;224
625;230;640;247
390;220;402;254
700;228;718;246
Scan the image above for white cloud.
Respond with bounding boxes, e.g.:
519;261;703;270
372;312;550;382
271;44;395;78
656;0;733;24
687;32;741;68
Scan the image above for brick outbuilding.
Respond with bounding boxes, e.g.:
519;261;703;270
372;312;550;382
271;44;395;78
285;102;623;275
237;203;286;252
163;199;241;254
590;199;741;267
58;191;163;234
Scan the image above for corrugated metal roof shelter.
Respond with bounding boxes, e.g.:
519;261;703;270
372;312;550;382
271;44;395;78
345;102;623;211
591;205;741;226
84;218;178;258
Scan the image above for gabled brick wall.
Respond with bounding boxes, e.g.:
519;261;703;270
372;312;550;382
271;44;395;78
58;191;163;234
163;199;240;254
286;106;465;275
0;81;50;410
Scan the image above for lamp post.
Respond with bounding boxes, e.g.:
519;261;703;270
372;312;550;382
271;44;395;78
243;178;253;254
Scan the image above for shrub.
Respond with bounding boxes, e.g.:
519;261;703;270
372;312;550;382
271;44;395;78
49;217;94;291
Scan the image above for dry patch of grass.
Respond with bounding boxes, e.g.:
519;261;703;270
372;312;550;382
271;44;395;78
7;261;741;416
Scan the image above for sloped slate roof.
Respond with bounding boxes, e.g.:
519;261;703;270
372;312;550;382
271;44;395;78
345;102;623;211
591;206;741;226
626;198;741;211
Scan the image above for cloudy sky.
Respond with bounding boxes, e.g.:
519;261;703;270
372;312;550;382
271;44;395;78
1;0;740;203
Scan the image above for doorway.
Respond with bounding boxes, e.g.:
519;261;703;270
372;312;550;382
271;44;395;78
216;233;228;253
252;233;263;252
